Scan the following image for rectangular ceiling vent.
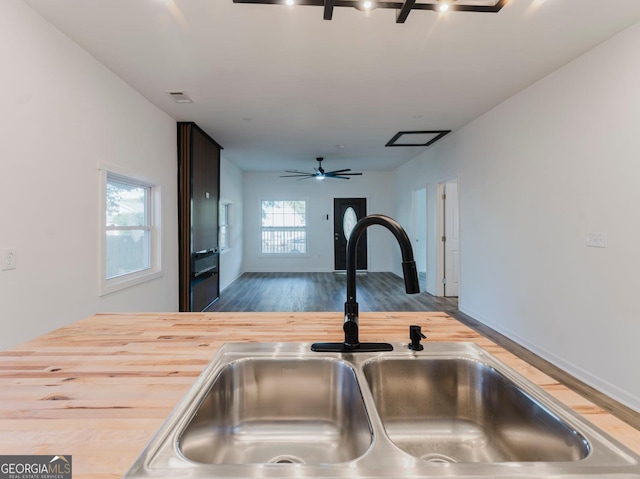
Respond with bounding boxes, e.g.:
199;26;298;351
166;91;193;104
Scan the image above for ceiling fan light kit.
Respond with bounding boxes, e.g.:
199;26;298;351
281;157;363;180
233;0;507;23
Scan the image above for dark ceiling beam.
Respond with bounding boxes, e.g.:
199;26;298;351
324;0;335;20
410;0;506;13
231;0;507;15
396;0;416;23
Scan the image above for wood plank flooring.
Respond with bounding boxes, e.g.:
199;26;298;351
208;272;640;431
207;272;458;313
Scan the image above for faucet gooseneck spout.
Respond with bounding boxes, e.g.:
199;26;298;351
312;214;420;353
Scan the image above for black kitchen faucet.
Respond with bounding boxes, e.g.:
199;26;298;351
312;214;420;352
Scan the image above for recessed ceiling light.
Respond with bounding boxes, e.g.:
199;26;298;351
285;0;294;5
438;2;450;12
362;1;373;10
336;144;346;149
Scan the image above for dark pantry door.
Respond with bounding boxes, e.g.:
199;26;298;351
334;198;367;270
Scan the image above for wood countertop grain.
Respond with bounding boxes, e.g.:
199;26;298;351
0;312;638;479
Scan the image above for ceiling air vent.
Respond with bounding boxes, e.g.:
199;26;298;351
166;91;193;104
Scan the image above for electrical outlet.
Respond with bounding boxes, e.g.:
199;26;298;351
2;248;17;270
586;233;607;248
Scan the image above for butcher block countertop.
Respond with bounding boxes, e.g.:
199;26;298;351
0;311;639;479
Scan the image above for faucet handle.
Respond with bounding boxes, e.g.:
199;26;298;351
408;325;426;351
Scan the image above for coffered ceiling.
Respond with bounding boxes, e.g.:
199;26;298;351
22;0;640;172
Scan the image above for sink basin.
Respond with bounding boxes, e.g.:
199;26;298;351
125;342;640;479
363;358;589;463
179;358;372;464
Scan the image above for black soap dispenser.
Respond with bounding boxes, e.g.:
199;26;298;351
408;325;426;351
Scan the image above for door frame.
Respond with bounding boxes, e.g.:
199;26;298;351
411;186;428;293
436;177;460;297
333;197;368;271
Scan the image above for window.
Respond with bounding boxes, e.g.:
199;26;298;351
219;202;231;250
261;200;307;255
99;166;161;295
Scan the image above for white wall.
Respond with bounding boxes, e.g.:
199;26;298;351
0;0;178;350
394;20;640;412
243;172;400;272
219;156;244;290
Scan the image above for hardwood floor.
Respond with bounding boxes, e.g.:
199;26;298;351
208;271;640;431
207;272;458;313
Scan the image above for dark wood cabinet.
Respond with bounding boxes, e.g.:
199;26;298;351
177;122;222;311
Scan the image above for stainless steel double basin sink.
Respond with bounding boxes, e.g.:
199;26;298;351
125;342;640;478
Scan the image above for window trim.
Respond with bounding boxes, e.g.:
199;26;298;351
98;163;162;296
259;199;308;257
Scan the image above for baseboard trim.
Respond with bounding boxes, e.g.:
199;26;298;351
458;303;640;416
220;271;244;292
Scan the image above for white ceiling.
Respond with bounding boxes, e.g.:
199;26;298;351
22;0;640;172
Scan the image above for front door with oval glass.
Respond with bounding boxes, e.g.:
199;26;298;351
334;198;367;270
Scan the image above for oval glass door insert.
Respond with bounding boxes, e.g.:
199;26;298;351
343;207;358;242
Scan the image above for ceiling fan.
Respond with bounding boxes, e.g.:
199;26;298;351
280;157;363;180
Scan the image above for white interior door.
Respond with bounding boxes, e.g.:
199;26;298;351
444;180;460;297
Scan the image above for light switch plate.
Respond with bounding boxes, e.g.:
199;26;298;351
586;233;607;248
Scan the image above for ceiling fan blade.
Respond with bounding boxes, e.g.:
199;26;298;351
283;159;363;180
